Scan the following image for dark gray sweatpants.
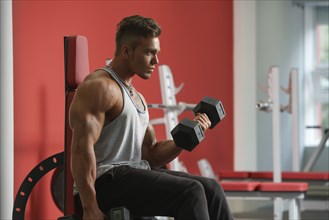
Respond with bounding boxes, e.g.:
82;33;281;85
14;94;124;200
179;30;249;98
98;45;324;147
87;166;233;220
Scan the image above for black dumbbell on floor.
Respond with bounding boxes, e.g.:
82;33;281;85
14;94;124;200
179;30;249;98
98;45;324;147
109;207;131;220
171;96;225;151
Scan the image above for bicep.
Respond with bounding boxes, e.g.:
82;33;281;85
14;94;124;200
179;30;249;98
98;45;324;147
141;124;157;159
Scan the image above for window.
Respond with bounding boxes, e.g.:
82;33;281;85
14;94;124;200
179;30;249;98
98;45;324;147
316;25;329;68
304;5;329;146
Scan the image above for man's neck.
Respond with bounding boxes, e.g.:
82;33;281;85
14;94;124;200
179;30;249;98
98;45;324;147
109;58;134;85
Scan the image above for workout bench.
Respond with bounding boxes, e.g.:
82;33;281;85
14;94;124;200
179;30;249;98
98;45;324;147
197;160;309;219
63;35;89;217
219;171;329;198
11;35;88;220
221;181;308;220
218;170;329;219
219;171;329;183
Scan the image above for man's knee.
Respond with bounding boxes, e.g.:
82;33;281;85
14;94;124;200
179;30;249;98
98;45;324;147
178;180;209;219
190;180;205;192
201;178;223;194
185;180;207;200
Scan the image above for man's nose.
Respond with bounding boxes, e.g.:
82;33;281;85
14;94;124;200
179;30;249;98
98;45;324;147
152;55;159;65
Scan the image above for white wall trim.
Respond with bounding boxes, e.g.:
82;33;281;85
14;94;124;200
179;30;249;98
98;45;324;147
0;0;14;218
233;0;257;171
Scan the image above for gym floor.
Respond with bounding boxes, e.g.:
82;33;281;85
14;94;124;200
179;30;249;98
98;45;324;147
230;200;329;220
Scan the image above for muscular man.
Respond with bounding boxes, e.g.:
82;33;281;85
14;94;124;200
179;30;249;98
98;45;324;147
70;15;233;220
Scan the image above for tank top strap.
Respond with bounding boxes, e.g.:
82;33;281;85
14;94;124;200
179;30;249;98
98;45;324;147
102;66;126;90
101;66;147;114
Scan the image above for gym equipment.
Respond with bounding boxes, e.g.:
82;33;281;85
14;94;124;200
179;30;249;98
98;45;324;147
219;170;328;211
109;207;130;220
153;65;186;171
261;67;283;219
197;158;218;180
193;96;225;129
303;127;329;171
51;167;134;220
12;152;64;219
256;68;300;171
171;118;205;151
63;35;90;217
148;102;195;112
221;181;308;220
51;166;65;212
171;96;225;151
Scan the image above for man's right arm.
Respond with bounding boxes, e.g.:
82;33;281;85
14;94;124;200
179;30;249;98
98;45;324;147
69;77;116;219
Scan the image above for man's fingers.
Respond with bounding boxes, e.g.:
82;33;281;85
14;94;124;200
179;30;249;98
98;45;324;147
195;113;211;130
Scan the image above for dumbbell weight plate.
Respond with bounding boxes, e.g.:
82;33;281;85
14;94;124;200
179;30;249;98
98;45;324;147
109;207;130;220
51;166;65;212
193;96;225;129
171;118;205;151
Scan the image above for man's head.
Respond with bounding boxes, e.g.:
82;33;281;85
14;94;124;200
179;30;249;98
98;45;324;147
115;15;161;57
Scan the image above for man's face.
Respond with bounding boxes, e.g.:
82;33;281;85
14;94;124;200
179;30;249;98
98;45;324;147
127;36;160;79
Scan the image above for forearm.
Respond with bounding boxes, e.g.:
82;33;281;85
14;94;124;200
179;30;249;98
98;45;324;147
144;140;182;168
71;149;98;211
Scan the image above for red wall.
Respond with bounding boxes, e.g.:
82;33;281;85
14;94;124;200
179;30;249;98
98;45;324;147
13;0;233;219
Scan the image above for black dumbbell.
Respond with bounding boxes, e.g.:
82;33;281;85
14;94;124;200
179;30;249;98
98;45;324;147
171;96;225;151
109;206;130;220
57;206;130;220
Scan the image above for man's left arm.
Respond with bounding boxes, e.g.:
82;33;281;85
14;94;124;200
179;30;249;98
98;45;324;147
141;124;182;168
142;112;211;168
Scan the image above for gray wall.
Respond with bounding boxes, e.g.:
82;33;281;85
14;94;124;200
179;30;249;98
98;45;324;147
256;1;304;171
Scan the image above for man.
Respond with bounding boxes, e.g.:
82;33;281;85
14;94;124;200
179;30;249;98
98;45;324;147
70;15;233;220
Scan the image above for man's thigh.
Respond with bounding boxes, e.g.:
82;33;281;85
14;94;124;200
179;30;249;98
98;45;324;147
95;166;199;216
154;168;223;197
154;167;211;182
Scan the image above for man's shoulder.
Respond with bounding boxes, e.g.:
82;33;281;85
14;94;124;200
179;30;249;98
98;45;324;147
79;70;120;93
73;70;122;111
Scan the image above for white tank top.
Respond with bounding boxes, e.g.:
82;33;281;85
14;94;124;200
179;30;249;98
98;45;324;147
94;66;150;179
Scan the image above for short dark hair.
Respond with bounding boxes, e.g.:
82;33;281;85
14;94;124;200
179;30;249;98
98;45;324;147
115;15;161;56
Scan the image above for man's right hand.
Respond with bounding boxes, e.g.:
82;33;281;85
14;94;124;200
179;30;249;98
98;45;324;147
83;208;106;220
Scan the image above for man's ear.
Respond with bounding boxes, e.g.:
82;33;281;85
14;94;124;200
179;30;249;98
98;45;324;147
121;44;130;59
